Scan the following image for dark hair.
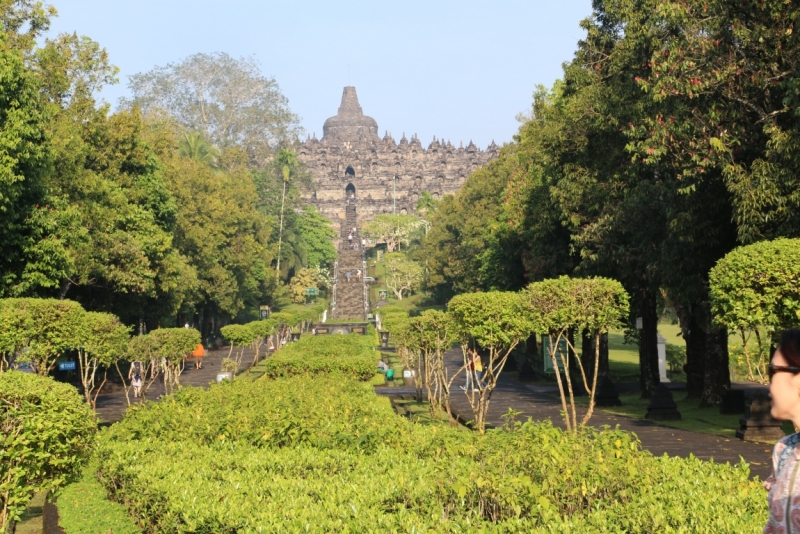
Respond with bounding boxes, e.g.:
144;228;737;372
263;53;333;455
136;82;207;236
779;330;800;367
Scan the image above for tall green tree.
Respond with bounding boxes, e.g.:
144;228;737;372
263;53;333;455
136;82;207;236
0;28;54;296
124;52;302;166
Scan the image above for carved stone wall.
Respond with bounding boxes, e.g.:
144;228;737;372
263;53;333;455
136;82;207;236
297;86;498;228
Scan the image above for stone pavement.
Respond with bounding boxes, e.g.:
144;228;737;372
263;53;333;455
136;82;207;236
94;346;263;424
380;348;776;480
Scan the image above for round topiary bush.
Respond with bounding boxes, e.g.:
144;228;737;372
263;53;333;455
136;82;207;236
0;371;96;529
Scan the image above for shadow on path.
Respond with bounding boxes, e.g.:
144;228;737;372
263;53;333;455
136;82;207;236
404;348;774;480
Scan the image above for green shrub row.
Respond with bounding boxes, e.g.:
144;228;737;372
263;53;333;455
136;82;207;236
95;376;767;532
259;334;378;381
100;378;398;451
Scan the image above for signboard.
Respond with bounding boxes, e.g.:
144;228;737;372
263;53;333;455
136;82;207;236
306;288;319;295
542;336;568;373
259;305;270;319
58;361;76;371
379;290;388;300
216;372;233;383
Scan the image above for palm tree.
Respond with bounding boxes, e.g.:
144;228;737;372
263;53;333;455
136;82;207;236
416;190;439;215
179;131;221;168
416;191;439;236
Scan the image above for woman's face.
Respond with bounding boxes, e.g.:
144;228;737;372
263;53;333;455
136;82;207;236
769;348;800;421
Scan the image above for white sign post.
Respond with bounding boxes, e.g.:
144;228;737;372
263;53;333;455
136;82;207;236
657;332;670;383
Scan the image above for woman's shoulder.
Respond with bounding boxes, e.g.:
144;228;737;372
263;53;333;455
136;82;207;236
777;432;800;449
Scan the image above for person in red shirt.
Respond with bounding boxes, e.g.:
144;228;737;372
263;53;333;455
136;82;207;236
192;343;206;369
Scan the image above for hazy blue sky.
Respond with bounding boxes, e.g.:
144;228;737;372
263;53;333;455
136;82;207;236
48;1;593;148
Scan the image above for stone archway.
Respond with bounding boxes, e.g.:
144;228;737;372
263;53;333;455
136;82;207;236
345;183;356;200
345;165;355;178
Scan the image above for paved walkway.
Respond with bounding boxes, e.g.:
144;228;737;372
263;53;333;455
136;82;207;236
94;346;263;424
380;348;775;480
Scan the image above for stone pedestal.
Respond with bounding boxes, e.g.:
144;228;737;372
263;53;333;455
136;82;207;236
720;389;746;415
737;392;785;442
645;383;682;420
594;374;622;407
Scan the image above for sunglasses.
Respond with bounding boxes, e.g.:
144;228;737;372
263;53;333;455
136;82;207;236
768;364;800;380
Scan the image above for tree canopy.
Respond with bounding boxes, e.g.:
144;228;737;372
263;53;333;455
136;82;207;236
123;52;301;166
0;6;321;337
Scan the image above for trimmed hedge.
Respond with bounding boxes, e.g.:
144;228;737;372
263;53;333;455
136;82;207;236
99;378;397;451
57;463;141;534
94;376;767;532
0;372;96;529
259;334;378;381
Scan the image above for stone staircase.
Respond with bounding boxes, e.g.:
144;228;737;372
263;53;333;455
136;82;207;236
333;203;367;319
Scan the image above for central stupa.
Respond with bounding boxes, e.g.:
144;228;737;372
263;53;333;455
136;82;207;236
322;87;380;142
297;86;498;229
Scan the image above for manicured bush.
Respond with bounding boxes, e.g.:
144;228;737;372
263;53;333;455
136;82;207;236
0;372;96;530
57;462;141;534
0;298;85;375
259;334;377;380
99;377;398;451
710;238;800;382
93;376;767;532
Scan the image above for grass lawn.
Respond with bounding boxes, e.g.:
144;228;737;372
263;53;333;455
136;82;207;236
606;331;639;379
368;257;444;313
574;392;748;439
391;398;463;426
574;391;792;443
278;303;325;314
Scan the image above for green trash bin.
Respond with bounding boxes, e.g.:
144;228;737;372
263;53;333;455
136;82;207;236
385;369;395;381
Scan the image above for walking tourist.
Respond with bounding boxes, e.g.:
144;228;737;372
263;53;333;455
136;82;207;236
356;269;362;281
764;329;800;532
345;271;352;282
461;350;476;391
192;342;205;369
129;359;144;398
472;350;484;390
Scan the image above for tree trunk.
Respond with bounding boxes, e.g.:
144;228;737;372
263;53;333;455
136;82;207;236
599;332;609;375
639;287;660;398
58;278;72;300
701;320;730;407
674;301;706;400
582;330;609;384
581;330;594;384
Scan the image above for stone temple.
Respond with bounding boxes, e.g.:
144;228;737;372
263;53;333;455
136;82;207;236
297;87;498;227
